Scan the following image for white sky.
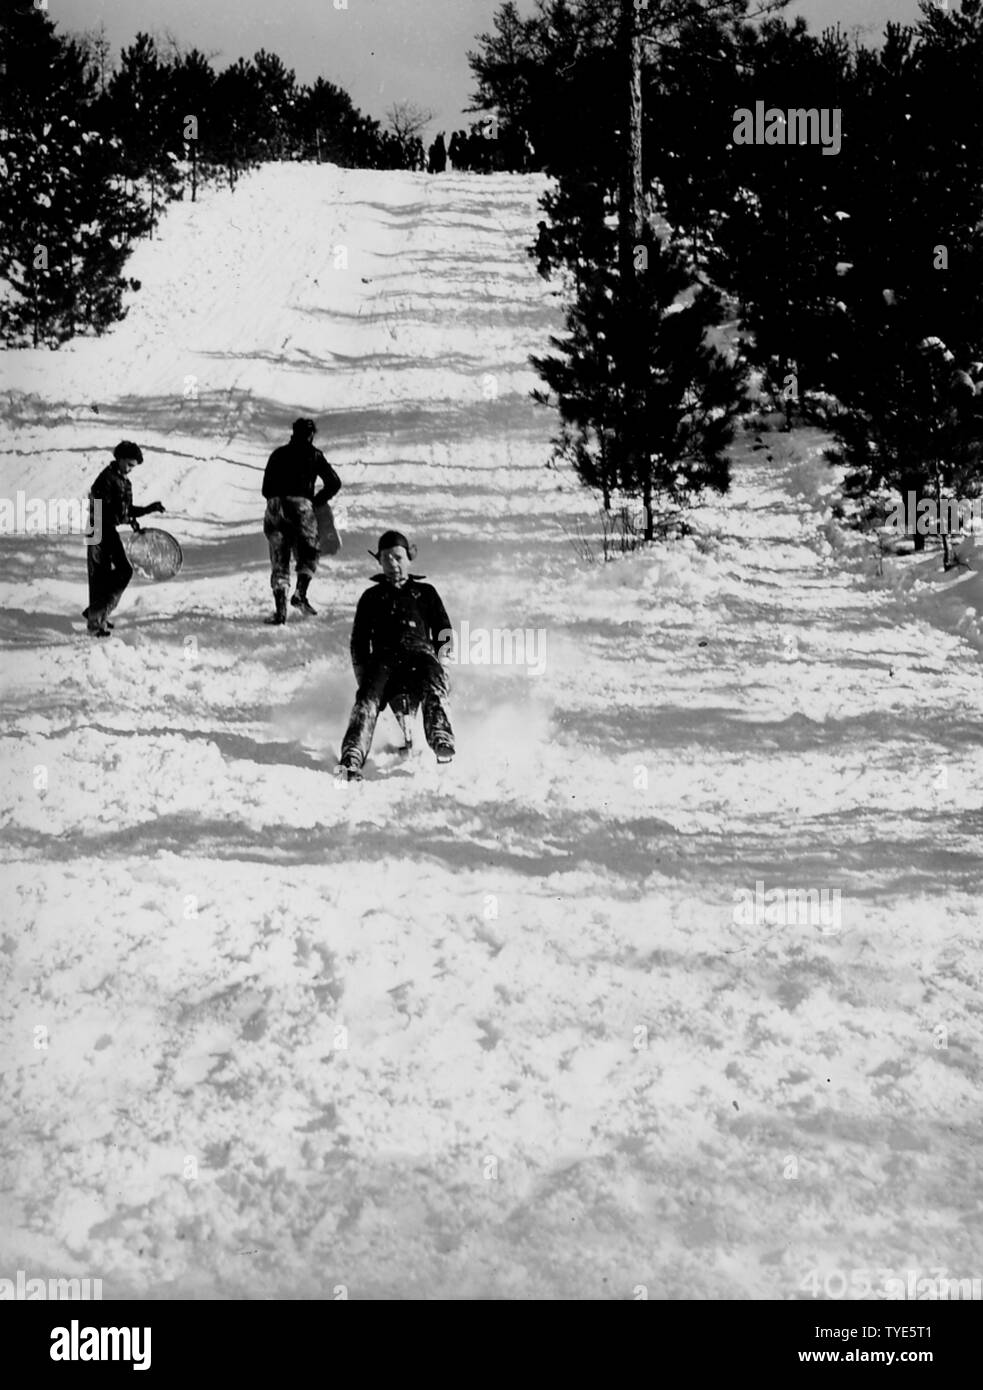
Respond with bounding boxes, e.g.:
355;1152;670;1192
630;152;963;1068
51;0;926;134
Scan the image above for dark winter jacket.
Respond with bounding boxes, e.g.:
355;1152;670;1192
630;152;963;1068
262;439;341;507
89;462;153;534
350;575;451;681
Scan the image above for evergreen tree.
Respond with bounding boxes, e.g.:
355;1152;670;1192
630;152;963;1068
502;3;754;534
532;228;748;535
252;50;298;162
104;34;182;232
467;0;547;166
0;6;145;346
170;49;218;202
76;24;113;97
831;333;983;565
293;78;359;165
210;59;266;190
826;2;983;553
705;18;852;420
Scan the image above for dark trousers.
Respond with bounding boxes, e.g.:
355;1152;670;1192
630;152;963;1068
264;497;319;591
341;650;454;767
86;529;132;629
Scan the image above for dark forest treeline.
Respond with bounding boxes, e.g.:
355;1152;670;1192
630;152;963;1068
469;0;983;554
0;7;426;347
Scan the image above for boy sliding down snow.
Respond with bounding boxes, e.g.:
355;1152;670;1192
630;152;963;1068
338;531;455;780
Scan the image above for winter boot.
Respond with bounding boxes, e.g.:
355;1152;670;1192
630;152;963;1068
337;750;363;783
432;738;454;764
85;608;113;634
265;589;288;626
291;574;317;617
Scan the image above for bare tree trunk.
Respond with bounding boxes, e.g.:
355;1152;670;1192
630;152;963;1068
901;472;926;551
937;470;954;570
614;1;645;522
66;254;75;339
619;0;647;518
618;0;645;280
783;374;794;432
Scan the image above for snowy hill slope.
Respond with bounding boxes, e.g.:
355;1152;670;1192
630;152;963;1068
1;165;982;1299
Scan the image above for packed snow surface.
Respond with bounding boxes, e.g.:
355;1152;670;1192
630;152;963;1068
1;166;981;1299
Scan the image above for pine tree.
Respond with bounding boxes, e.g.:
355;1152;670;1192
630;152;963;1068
826;3;983;558
0;6;145;346
104;34;182;234
253;51;297;162
831;330;983;565
532;229;748;536
467;0;542;165
512;2;752;536
699;18;852;420
211;59;266;190
294;79;356;164
170;49;218;202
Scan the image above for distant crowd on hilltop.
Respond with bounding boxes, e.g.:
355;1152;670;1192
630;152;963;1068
417;124;538;175
356;121;537;175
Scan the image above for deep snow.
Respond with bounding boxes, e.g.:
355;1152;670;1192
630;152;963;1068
1;165;981;1299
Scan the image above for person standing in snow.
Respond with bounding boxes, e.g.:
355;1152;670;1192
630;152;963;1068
338;530;455;778
262;418;342;625
428;132;447;175
84;442;165;637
